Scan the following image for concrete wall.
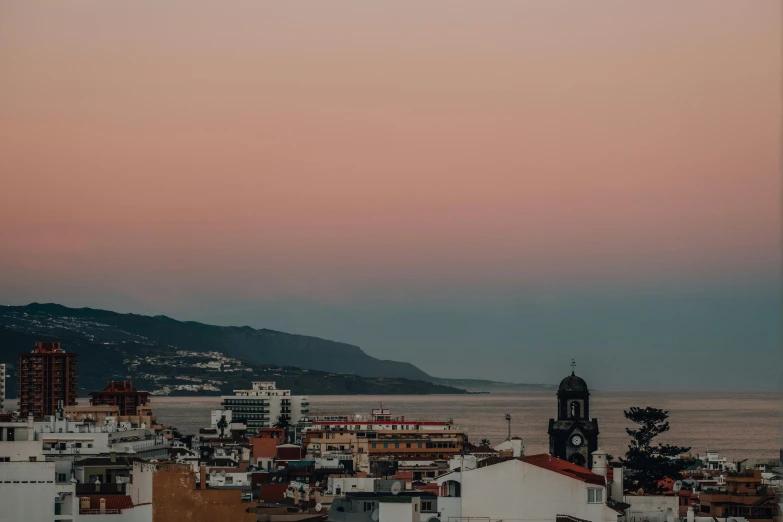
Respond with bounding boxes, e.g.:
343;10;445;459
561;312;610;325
0;460;58;522
151;463;255;522
462;459;617;522
380;499;419;522
623;495;678;522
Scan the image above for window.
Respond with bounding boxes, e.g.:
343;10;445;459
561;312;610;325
422;501;433;511
372;443;377;448
364;502;374;512
0;457;9;463
588;489;603;503
406;443;411;448
28;456;37;462
395;443;400;448
383;443;388;449
414;504;418;512
57;474;67;482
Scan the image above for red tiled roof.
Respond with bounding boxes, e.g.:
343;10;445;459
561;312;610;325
525;454;606;487
81;495;133;511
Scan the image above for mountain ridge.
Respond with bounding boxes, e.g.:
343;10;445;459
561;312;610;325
6;302;432;381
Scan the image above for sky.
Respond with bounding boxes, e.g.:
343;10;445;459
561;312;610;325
0;1;780;391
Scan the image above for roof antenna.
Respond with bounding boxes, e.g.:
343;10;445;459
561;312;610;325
570;358;576;376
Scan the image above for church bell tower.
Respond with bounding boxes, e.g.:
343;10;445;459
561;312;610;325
547;360;600;469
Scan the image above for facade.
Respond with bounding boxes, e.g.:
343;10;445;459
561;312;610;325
89;381;150;416
0;438;78;522
0;363;5;411
698;470;777;522
548;369;600;469
220;381;309;431
460;455;617;522
18;341;78;420
304;409;466;475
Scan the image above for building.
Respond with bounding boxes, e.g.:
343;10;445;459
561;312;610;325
548;365;600;469
328;491;436;522
89;381;151;416
304;408;466;476
460;454;618;522
18;341;78;420
0;438;78;522
0;363;6;411
220;381;309;431
698;470;778;522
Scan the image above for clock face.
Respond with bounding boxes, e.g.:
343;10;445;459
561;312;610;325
571;435;583;447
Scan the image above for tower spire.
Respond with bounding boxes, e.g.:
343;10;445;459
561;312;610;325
570;358;576;376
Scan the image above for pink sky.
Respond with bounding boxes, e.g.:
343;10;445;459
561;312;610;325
0;1;780;306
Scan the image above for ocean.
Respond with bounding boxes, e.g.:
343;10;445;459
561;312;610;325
149;389;782;461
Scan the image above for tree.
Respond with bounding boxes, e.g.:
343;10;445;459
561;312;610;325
479;439;492;448
216;415;228;439
274;414;291;429
620;406;693;493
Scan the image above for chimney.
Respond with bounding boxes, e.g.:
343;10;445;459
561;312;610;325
27;414;35;441
110;451;117;463
80;497;91;511
687;507;694;522
199;464;207;490
592;448;608;479
99;498;106;514
94;478;101;492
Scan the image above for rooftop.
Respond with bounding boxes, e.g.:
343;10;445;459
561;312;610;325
476;454;606;487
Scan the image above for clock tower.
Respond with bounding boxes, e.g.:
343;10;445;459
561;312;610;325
547;361;600;469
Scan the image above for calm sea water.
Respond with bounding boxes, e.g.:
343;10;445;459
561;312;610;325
149;389;782;461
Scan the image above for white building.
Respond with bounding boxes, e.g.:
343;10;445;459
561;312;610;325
220;381;309;431
459;454;618;522
494;436;525;457
0;438;78;522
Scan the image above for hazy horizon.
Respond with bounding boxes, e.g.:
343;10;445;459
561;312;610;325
1;1;780;392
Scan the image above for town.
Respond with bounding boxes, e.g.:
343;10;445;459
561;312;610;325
0;342;780;522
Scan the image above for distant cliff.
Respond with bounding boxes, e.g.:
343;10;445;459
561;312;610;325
0;303;468;396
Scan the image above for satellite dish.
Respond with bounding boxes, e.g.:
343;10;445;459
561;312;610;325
315;481;320;487
371;508;380;521
427;518;442;522
315;503;323;512
220;470;226;476
673;480;683;493
390;481;402;495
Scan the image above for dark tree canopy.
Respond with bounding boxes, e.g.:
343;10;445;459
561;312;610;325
479;439;491;448
620;406;693;493
216;415;228;438
274;414;291;429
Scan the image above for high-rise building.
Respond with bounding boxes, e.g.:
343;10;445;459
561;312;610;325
220;381;309;431
18;342;78;420
0;363;5;411
89;381;150;416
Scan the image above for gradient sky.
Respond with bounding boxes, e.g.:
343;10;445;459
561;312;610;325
1;1;780;391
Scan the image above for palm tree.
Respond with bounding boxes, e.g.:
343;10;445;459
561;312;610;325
479;439;491;448
217;415;228;439
273;414;291;429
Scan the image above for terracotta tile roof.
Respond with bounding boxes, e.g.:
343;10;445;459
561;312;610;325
80;495;133;511
525;454;606;487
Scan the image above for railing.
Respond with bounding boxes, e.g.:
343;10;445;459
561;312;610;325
79;509;121;515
